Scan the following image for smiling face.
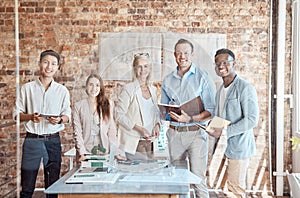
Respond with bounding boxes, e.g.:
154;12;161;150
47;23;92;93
134;58;151;82
39;55;59;79
174;43;194;70
214;53;235;78
86;77;101;98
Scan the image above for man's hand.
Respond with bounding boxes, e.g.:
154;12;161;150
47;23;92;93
170;110;190;123
206;127;223;138
47;116;62;125
32;113;43;123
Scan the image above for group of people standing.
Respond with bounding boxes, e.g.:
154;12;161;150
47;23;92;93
14;38;259;198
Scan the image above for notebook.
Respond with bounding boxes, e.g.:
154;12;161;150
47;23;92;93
158;96;204;120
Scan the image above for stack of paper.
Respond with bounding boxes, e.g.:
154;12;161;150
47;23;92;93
119;168;200;184
81;154;109;168
65;168;120;184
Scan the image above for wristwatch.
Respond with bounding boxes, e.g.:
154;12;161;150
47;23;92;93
189;115;193;123
58;116;63;124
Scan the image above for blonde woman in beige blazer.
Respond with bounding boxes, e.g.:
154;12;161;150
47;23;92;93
116;53;160;160
73;74;120;162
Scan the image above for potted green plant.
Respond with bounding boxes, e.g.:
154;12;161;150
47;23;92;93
291;136;300;151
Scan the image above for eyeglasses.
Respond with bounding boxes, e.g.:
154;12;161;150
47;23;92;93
134;53;150;58
214;60;234;67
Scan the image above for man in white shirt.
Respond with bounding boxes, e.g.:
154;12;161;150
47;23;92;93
14;50;71;198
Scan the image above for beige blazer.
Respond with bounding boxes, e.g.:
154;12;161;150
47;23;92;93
73;98;118;156
116;80;160;154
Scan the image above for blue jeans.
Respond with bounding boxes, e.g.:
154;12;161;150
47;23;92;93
20;136;61;198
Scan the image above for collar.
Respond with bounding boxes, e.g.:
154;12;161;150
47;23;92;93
37;77;54;89
173;64;196;78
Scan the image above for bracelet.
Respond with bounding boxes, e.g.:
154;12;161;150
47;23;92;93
189;115;193;123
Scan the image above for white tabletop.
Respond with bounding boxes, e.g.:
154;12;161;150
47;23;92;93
45;164;197;195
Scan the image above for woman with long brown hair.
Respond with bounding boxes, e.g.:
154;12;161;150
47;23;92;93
73;74;119;162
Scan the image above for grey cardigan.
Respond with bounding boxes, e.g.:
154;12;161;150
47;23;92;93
215;76;259;159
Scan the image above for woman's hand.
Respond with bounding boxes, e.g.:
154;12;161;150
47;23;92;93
134;125;151;140
115;154;127;161
78;154;86;162
152;123;160;137
141;128;151;140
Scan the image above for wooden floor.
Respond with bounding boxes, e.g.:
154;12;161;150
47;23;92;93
32;190;290;198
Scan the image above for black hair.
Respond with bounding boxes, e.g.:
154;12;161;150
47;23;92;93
214;48;235;60
40;50;60;64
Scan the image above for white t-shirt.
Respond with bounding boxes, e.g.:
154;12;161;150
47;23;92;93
219;84;231;116
140;96;155;135
219;84;232;136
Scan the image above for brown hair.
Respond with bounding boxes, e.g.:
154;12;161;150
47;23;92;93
174;38;194;53
86;74;110;120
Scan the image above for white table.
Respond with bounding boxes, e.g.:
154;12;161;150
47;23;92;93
64;147;76;170
45;162;198;198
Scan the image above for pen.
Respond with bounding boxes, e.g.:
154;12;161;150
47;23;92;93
74;174;95;178
169;98;176;105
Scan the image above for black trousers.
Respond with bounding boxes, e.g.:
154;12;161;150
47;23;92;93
20;135;61;198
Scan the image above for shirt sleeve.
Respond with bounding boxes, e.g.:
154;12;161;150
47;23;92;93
200;73;216;116
13;85;28;121
60;87;72;122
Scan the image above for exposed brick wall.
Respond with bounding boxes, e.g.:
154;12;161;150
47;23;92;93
0;0;293;196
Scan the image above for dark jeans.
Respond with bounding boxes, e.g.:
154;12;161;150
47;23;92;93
20;136;61;198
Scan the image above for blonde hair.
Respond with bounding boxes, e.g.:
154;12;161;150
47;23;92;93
132;53;152;82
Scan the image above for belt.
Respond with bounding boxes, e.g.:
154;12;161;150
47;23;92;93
26;132;59;139
169;125;199;132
